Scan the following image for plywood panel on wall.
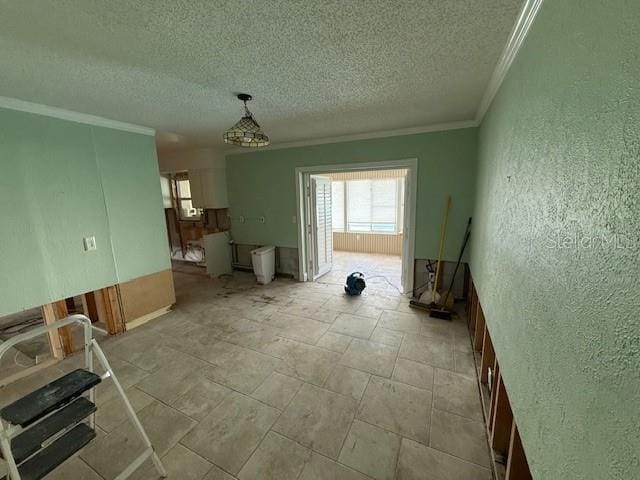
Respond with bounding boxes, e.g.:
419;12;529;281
333;232;402;255
118;269;175;323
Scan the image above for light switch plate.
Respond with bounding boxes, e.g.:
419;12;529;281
83;236;97;251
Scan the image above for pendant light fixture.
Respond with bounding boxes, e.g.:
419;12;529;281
223;93;270;147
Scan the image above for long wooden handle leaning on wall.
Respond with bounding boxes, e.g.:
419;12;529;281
432;195;452;301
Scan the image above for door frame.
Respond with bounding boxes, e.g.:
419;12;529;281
295;158;418;292
309;175;333;280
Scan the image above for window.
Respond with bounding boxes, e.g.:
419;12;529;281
332;180;345;231
332;176;405;234
176;177;200;220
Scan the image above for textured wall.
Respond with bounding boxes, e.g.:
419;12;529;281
471;2;640;479
226;128;477;261
0;108;170;317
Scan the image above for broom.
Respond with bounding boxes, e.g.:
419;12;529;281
429;217;472;320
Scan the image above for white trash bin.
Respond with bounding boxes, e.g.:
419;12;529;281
251;246;276;285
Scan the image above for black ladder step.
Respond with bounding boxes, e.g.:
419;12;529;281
0;369;101;427
1;424;96;480
10;397;97;464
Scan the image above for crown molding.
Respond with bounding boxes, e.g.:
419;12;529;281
226;120;479;155
475;0;544;123
0;96;155;136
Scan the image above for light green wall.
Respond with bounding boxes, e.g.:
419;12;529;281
226;128;478;260
0;107;170;317
471;2;639;479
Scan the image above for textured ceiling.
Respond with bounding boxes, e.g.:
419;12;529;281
0;0;523;150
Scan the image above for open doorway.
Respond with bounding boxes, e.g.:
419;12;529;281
296;159;417;293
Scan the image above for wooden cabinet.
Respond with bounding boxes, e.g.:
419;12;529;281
189;168;228;209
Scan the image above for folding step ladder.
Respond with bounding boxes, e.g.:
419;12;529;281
0;314;167;480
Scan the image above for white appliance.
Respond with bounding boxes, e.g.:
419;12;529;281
251;246;276;285
203;232;232;277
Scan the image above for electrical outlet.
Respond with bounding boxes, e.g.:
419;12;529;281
83;236;97;251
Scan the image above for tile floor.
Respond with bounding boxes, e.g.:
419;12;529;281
0;269;491;480
319;251;402;292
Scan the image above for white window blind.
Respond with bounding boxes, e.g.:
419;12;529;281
332;181;345;231
331;176;405;234
347;180;372;231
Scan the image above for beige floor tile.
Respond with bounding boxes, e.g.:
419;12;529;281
419;321;455;343
321;295;363;314
262;312;329;344
369;327;404;347
323;365;370;400
238;431;311;480
355;304;384;320
379;311;424;333
366;296;401;311
273;383;358;459
396;438;491;480
330;313;379;339
398;336;454;370
181;392;280;475
93;357;150;406
81;401;196;479
96;387;155;432
453;349;477;379
136;354;211;404
269;337;341;386
452;333;473;354
340;339;397;377
433;369;483;421
251;371;303;409
429;409;491;467
200;342;281;394
105;333;178;373
316;331;353;353
172;378;232;421
43;457;102;480
203;465;238;479
217;320;283;352
299;452;370;480
357;377;431;443
310;308;342;324
392;358;435;391
339;420;401;480
130;443;212;480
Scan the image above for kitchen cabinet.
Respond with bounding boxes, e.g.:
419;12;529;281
189;168;228;209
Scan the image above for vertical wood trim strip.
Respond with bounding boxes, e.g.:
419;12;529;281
480;328;496;384
99;286;126;335
473;305;486;351
505;421;533;480
52;300;74;355
491;373;514;457
41;304;64;360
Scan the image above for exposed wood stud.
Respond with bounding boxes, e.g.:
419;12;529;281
100;286;126;335
473;304;486;351
488;359;500;427
491;373;514;458
480;327;496;384
52;300;74;355
469;288;478;332
41;304;64;360
506;420;532;480
82;292;99;322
